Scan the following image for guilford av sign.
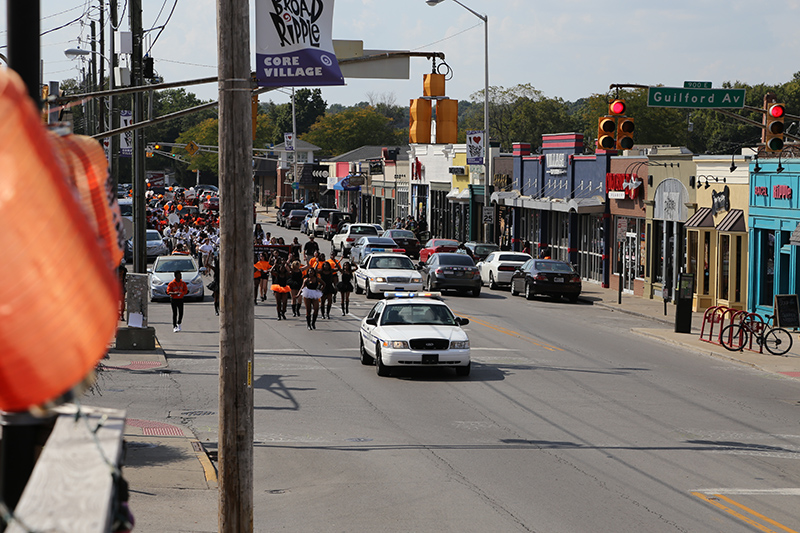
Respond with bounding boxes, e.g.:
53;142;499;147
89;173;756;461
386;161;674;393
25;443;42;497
647;87;746;109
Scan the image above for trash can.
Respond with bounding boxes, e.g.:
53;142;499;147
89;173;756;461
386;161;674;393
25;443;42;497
674;272;694;333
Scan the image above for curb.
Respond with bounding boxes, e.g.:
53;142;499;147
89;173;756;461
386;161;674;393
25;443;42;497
580;297;676;328
191;440;219;488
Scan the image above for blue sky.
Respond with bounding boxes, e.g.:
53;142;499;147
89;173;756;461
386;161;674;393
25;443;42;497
3;0;800;109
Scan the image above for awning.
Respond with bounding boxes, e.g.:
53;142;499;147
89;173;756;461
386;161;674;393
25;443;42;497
333;176;361;191
491;190;521;204
685;207;714;228
791;223;800;245
716;209;746;232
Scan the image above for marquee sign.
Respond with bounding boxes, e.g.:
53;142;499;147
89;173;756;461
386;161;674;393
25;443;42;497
606;173;642;200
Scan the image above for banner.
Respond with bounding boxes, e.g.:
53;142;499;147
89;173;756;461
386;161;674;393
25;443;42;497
284;132;294;151
255;0;345;87
466;130;484;165
120;110;133;158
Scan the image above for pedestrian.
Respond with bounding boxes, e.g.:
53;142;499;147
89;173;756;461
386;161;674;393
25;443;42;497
300;268;325;330
288;260;306;316
254;224;265;244
318;261;338;319
209;253;220;316
291;237;302;260
198;237;214;273
270;257;291;320
328;250;342;302
337;261;358;316
254;252;271;304
303;234;319;263
167;270;188;332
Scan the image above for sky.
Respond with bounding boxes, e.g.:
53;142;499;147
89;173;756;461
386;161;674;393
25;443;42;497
3;0;800;110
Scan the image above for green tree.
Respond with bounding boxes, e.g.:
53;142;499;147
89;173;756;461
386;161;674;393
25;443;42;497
267;88;327;143
301;106;404;156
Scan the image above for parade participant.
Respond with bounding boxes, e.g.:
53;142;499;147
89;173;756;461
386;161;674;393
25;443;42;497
254;252;272;303
299;268;325;330
270;257;292;320
318;261;338;319
288;260;306;316
209;253;221;316
290;237;301;260
167;270;189;332
303;235;319;263
337;261;357;316
327;249;342;302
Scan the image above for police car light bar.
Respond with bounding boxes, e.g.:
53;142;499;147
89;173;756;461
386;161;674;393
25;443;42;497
368;248;406;253
384;291;442;299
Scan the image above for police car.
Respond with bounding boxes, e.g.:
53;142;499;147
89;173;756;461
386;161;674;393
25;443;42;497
354;253;423;298
359;292;471;377
350;236;405;264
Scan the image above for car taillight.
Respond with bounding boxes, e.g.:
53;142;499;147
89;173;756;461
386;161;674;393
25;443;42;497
534;274;547;281
347;238;354;242
571;275;581;283
435;268;443;274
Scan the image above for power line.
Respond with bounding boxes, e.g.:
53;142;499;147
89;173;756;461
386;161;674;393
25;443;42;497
146;0;178;55
412;21;482;51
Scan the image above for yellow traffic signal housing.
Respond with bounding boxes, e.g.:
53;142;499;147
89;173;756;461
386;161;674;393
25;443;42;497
409;98;432;144
424;73;445;97
597;116;616;150
436;98;458;144
616;117;635;150
765;103;785;153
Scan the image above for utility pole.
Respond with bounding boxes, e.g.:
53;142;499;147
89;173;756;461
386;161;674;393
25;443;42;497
90;21;97;136
109;0;119;192
98;0;105;136
130;0;147;273
217;0;254;530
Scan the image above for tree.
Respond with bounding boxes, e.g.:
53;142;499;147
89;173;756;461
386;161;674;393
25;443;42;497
267;88;327;143
301;106;404;156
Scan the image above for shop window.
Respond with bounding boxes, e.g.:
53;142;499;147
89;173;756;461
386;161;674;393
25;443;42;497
687;231;698;277
702;231;710;295
735;235;742;303
653;220;663;283
760;230;775;307
779;231;791;296
719;234;730;301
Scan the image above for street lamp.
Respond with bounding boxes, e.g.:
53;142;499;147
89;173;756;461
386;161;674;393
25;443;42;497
426;0;492;243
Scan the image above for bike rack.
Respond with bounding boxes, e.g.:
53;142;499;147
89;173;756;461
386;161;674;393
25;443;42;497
702;306;768;353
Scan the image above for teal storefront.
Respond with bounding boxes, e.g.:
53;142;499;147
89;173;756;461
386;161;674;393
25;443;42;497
748;160;800;318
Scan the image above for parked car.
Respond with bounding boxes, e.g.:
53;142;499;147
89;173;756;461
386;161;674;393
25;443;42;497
124;228;169;262
323;211;353;240
277;201;305;227
200;195;219;213
419;239;460;263
382;229;421;259
148;254;205;301
300;212;313;234
418;252;481;296
350;236;404;264
331;223;380;256
286;209;309;229
308;208;340;237
509;259;582;303
359;293;471;377
353;252;423;298
459;242;500;262
477;252;532;289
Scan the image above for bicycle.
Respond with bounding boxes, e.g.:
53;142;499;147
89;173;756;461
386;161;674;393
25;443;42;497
719;314;793;355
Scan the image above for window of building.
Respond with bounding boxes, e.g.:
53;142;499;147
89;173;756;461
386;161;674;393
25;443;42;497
719;234;730;300
759;229;775;307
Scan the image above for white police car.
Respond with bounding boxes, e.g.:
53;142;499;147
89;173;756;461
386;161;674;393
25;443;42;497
354;253;423;298
350;236;405;264
359;292;471;377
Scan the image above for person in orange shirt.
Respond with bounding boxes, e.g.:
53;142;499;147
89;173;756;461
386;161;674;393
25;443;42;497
167;270;189;332
254;252;272;304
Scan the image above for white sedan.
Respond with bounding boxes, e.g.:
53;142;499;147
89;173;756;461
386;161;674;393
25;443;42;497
149;254;205;301
359;293;471;377
354;253;423;298
476;251;532;289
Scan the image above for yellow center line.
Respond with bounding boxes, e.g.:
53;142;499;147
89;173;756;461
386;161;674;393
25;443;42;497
714;493;799;533
691;492;796;533
457;313;563;352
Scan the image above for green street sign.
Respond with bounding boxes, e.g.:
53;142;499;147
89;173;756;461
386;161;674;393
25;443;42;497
647;87;746;109
683;81;712;89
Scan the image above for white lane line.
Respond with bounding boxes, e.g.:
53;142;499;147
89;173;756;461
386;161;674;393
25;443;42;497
694;488;800;495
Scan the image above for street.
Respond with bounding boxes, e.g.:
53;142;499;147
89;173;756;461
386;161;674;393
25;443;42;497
91;220;800;532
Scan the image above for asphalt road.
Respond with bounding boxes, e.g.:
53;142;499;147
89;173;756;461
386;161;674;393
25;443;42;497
96;221;800;532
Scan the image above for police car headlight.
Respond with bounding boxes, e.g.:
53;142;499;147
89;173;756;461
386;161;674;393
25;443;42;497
370;276;386;282
411;276;422;282
383;340;409;349
450;340;469;349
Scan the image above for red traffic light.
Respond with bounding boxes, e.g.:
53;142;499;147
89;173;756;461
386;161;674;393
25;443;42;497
609;99;626;115
769;104;785;119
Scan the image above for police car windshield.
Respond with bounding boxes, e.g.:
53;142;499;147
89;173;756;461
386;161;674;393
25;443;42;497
370;256;415;270
381;303;456;326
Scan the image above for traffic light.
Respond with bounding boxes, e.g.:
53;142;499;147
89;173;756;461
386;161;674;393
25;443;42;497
617;117;635;150
609;99;626;116
436;98;458;144
154;143;162;150
409;98;432;144
597;116;616;150
765;103;785;153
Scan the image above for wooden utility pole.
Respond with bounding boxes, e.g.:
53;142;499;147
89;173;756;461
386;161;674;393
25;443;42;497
217;0;254;529
130;0;146;273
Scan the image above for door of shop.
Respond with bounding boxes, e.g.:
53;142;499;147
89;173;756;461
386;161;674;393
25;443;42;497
623;231;637;293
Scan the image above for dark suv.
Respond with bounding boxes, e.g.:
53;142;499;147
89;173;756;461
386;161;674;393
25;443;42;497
323;211;353;240
277;202;305;226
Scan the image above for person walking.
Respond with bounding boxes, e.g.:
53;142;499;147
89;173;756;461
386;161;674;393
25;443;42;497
270;257;291;320
303;234;319;263
209;253;221;316
300;268;325;330
290;237;302;261
288;260;306;317
254;252;272;303
167;270;189;332
337;261;358;316
318;261;338;319
327;250;342;303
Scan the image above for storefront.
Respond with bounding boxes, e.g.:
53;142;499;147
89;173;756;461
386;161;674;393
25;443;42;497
606;164;647;295
748;160;800;318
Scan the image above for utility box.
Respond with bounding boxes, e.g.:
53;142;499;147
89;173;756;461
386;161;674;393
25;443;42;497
674;272;694;333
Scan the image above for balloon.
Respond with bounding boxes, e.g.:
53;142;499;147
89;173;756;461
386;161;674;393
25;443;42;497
169;186;174;191
177;204;183;211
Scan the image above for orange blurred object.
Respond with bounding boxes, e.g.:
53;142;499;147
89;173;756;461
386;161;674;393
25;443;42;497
0;69;120;412
177;204;183;211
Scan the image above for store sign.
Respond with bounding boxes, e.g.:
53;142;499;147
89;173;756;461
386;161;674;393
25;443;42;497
449;166;466;175
755;186;768;196
368;159;383;175
774;185;793;199
348;174;366;186
606;173;642;200
546;153;567;175
711;185;730;216
608;191;626;199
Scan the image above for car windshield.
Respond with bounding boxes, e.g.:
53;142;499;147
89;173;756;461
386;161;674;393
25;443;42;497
499;254;530;262
118;202;132;216
146;230;162;241
440;255;475;266
475;245;499;255
535;261;575;273
155;258;197;273
366;238;397;246
370;256;415;270
381;303;456;326
290;210;308;216
392;230;416;239
351;226;379;235
435;240;459;247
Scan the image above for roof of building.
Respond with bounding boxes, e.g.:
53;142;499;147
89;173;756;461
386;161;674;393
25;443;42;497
272;139;322;151
326;145;410;163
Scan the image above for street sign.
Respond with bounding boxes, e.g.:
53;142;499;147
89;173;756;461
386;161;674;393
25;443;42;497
683;81;712;89
291;182;299;190
483;206;494;224
616;218;628;241
647;87;746;108
185;141;199;156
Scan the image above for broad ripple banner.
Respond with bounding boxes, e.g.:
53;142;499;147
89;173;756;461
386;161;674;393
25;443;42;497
256;0;344;87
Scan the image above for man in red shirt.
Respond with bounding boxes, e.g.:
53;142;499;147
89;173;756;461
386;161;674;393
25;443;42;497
167;270;189;332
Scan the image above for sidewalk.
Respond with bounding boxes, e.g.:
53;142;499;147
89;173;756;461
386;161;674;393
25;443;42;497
578;285;800;381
